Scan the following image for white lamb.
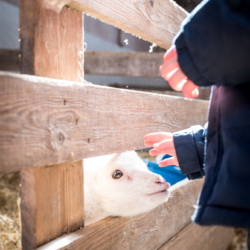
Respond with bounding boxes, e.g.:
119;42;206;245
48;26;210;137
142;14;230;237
84;151;170;225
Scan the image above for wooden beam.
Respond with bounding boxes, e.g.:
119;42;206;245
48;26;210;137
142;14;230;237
37;179;203;250
0;50;163;77
159;223;234;250
19;1;84;249
84;51;211;100
20;1;83;80
85;51;163;77
0;71;208;174
68;0;188;49
84;51;211;99
21;161;84;248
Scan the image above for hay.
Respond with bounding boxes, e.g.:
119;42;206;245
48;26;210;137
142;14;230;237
0;173;21;250
228;229;248;250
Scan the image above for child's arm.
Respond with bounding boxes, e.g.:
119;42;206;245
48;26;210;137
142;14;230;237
144;125;207;180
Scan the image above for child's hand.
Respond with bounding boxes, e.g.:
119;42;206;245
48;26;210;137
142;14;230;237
159;46;199;98
144;132;179;167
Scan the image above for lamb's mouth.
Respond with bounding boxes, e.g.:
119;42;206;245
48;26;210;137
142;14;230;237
148;189;168;195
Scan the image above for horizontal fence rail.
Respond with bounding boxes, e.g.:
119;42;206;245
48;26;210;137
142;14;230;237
159;222;234;250
37;180;203;250
67;0;188;49
0;71;208;174
85;51;164;78
0;49;163;78
2;0;188;49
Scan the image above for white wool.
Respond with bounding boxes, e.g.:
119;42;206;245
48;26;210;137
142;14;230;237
84;151;170;225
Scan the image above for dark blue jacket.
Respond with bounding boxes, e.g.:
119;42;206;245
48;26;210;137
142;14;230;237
173;0;250;228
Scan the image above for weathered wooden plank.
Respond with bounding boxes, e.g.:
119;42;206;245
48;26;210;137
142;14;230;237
0;71;208;174
21;161;84;248
19;2;85;249
37;179;203;250
85;51;164;77
2;0;202;11
67;0;188;49
0;49;20;72
84;51;211;100
0;50;164;77
159;223;234;250
20;1;84;80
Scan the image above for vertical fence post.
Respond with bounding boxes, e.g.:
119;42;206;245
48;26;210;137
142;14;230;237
19;1;84;248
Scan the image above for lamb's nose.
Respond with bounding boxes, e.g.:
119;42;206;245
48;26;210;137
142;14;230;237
155;175;166;184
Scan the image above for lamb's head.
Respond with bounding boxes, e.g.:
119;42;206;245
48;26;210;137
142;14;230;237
84;151;170;223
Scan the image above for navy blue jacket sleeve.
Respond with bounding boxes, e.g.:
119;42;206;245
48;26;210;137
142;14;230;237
174;0;250;87
173;125;207;180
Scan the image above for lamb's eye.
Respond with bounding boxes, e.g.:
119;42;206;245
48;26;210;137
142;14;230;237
112;170;123;179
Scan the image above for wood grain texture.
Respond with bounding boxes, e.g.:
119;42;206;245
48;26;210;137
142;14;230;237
0;72;208;174
84;51;211;100
68;0;188;49
37;179;203;250
0;49;20;72
21;161;84;248
20;1;84;80
85;51;164;77
159;223;234;250
19;2;85;249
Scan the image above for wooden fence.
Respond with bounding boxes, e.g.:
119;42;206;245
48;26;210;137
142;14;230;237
0;0;234;249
